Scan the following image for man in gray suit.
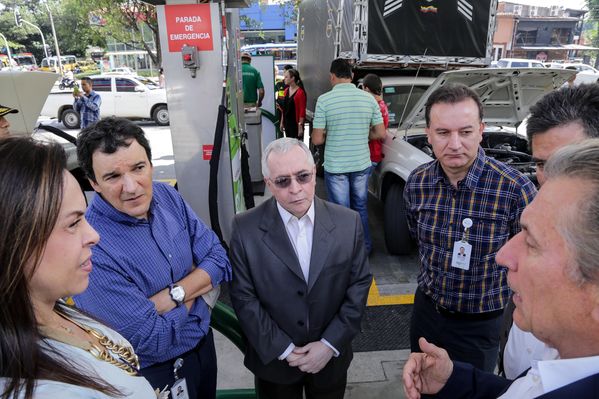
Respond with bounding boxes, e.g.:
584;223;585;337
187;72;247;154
230;138;372;399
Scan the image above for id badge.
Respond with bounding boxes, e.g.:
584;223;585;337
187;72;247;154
451;241;472;270
170;378;189;399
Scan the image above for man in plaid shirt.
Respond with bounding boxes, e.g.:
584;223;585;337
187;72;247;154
404;84;537;372
73;77;101;129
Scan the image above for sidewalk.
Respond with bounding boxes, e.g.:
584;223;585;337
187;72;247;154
215;330;409;398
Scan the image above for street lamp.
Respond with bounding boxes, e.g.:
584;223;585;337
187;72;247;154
41;0;63;75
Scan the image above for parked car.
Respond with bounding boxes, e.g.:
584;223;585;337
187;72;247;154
40;74;169;128
370;67;575;255
0;70;87;187
544;62;599;85
494;58;545;68
110;66;136;75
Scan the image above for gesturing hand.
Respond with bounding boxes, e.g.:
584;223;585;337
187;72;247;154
402;338;453;399
287;341;334;374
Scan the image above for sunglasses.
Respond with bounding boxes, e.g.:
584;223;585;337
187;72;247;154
271;171;313;188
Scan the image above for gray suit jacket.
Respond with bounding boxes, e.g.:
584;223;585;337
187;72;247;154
229;197;372;384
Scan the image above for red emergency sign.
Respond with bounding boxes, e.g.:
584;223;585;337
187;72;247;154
165;4;214;52
203;145;214;160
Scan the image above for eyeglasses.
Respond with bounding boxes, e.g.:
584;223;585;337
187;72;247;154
270;172;313;188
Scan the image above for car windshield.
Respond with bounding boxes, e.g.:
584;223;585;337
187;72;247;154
383;85;429;128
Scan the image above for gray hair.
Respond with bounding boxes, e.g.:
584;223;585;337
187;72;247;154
544;138;599;285
261;138;314;178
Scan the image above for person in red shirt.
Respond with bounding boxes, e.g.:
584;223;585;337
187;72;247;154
363;74;389;171
280;69;307;140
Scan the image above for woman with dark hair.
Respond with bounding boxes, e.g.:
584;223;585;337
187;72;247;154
280;68;307;139
0;137;157;398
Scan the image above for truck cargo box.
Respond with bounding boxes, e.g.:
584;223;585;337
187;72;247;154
298;0;497;116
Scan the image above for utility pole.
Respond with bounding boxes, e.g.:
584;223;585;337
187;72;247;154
43;1;63;75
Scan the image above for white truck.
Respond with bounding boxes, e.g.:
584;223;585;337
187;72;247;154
298;0;574;254
40;74;170;129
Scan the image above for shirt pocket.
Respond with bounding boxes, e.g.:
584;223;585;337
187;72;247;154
468;216;510;260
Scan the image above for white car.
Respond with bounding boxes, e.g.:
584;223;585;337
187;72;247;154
370;67;575;255
0;70;87;186
545;62;599;85
110;67;136;75
41;74;169;129
494;58;546;68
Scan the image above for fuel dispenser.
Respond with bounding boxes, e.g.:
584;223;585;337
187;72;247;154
155;0;249;244
152;1;257;397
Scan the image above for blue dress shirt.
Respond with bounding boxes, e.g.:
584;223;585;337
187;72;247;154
74;182;232;367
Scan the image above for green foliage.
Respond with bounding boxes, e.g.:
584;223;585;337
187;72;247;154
0;0;158;67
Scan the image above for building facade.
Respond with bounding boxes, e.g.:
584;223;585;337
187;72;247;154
493;2;591;62
239;1;297;45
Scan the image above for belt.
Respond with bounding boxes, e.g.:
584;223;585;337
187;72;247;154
420;290;503;321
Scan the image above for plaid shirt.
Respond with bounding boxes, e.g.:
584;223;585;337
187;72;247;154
404;147;537;313
73;90;101;129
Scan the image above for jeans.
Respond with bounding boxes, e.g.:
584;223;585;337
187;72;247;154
324;166;372;252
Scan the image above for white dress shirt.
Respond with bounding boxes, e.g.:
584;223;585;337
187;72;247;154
499;355;599;398
275;201;339;360
504;324;559;379
277;202;315;282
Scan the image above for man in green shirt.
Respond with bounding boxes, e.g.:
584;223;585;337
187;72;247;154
241;52;264;107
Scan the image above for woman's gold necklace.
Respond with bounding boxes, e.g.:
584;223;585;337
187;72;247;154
51;311;141;376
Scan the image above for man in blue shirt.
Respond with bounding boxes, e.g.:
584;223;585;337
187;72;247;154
74;117;232;399
73;77;101;128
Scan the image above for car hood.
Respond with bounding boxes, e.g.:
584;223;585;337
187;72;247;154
0;70;59;135
399;67;576;131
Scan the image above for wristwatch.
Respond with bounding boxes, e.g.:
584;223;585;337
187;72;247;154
169;284;186;307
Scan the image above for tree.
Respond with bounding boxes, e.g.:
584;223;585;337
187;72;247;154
586;0;599;66
89;0;160;67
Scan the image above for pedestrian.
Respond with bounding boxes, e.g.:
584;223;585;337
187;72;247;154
73;117;232;399
0;137;156;398
230;138;372;399
241;52;264;108
312;58;385;254
280;69;307;139
73;77;101;129
159;67;165;89
0;103;18;137
500;83;599;379
362;73;389;171
403;139;599;399
404;84;537;372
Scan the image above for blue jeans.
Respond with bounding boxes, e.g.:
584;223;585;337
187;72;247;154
324;166;372;252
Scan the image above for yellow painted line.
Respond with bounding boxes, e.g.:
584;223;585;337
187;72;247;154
367;278;414;306
157;178;177;187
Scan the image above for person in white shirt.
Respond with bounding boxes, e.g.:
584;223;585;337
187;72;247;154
402;139;599;399
0;137;156;398
229;137;372;399
500;83;599;379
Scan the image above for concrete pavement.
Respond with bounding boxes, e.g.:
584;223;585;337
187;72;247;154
214;329;409;398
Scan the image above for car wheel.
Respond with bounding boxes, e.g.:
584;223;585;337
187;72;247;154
153;105;169;126
62;109;80;129
384;182;414;255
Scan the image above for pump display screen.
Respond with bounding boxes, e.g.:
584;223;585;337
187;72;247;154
367;0;492;58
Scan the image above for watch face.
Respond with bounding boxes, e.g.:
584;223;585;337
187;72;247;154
171;285;185;302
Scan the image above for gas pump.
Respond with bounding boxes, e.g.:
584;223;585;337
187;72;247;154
153;2;256;397
155;1;248;244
